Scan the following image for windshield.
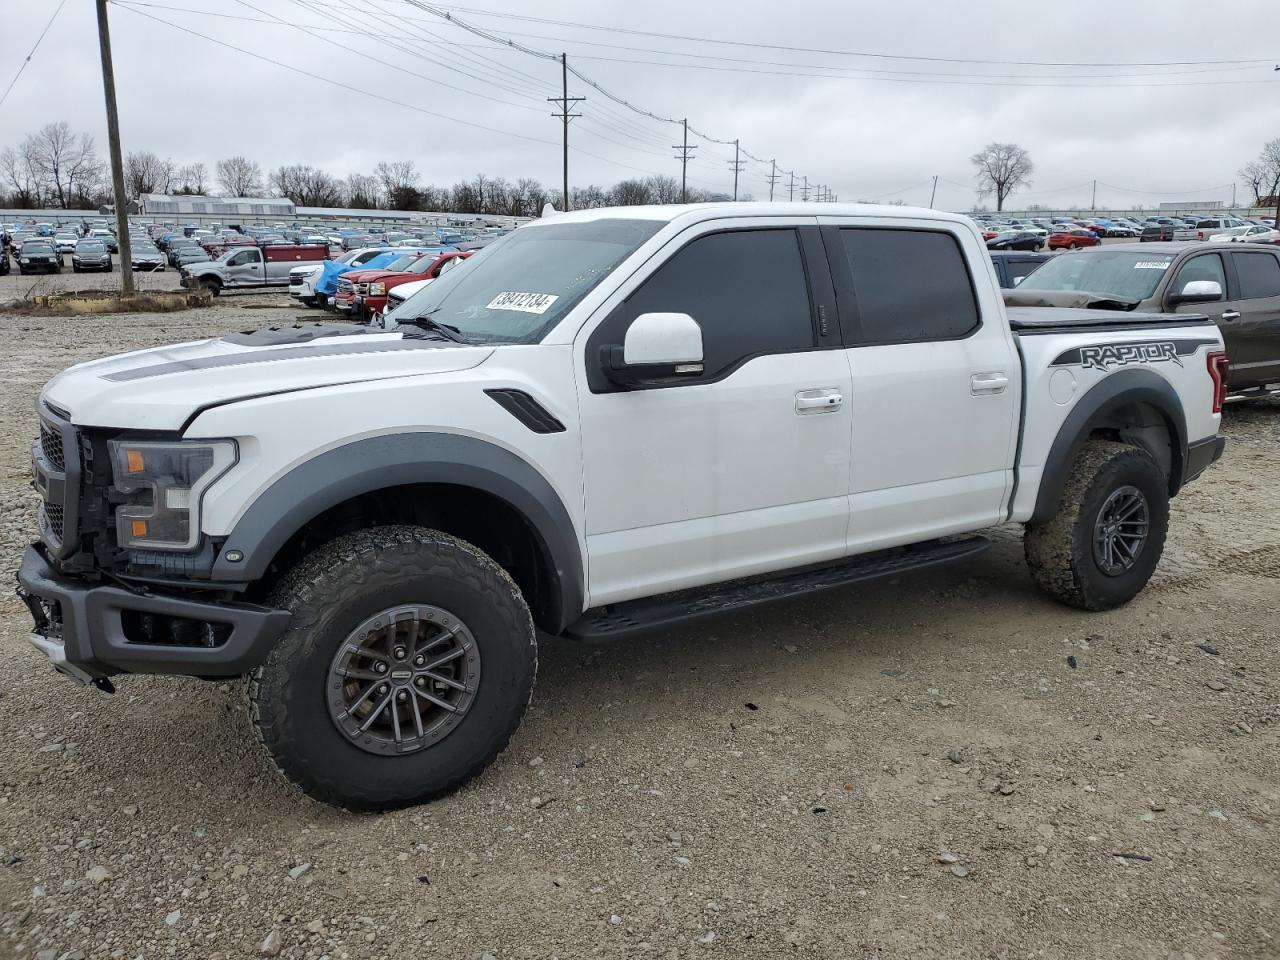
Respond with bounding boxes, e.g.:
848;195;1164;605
393;219;663;343
77;241;105;252
1017;251;1174;301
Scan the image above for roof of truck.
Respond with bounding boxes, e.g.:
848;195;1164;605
532;202;974;228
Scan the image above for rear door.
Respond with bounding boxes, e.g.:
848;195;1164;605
1224;248;1280;388
820;218;1020;552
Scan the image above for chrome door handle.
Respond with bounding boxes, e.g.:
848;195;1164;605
971;372;1009;396
795;388;844;414
1220;310;1242;321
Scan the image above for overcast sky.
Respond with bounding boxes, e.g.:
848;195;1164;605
3;0;1278;211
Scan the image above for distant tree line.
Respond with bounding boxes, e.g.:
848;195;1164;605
0;121;736;216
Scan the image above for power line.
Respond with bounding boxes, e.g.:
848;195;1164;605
0;0;69;110
387;1;1275;69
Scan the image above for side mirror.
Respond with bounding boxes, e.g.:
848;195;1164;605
603;312;704;386
1168;279;1223;306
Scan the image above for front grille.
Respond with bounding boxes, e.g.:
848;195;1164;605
43;503;65;539
40;423;65;469
337;279;354;295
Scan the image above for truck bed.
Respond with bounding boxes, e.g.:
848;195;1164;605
1006;305;1213;335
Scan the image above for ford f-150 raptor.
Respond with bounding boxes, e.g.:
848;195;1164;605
18;204;1228;811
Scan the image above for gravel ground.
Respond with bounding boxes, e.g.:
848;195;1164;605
0;271;1277;960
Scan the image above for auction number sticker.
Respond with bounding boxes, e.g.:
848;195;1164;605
1133;261;1171;270
486;291;560;314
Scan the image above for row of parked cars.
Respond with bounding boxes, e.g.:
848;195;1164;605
1;221;119;275
977;213;1279;253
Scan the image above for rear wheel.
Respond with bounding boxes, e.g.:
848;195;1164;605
1024;439;1169;610
249;526;537;810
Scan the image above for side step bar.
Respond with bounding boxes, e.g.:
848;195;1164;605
563;536;990;642
1225;384;1280;404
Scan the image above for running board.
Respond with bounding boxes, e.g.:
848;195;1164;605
563;536;990;642
1225;384;1280;403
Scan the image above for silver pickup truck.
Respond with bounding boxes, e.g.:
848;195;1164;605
181;244;328;296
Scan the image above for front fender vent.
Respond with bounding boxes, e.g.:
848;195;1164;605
485;389;566;434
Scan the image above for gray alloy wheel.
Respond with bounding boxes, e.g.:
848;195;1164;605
326;603;482;756
1091;485;1149;576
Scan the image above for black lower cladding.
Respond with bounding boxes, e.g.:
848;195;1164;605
1183;435;1226;483
16;544;291;679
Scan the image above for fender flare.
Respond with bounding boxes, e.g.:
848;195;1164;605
1030;368;1188;525
209;432;584;632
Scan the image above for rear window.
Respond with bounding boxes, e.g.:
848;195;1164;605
839;228;980;344
1232;252;1280;299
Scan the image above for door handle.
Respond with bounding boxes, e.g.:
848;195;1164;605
971;372;1009;396
1220;310;1242;321
795;388;844;414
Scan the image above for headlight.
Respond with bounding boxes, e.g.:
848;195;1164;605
20;257;29;263
368;282;385;295
109;439;237;551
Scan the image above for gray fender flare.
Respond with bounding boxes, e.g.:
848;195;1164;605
209;433;584;632
1030;368;1188;525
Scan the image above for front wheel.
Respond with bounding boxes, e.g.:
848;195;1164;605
249;526;537;810
1024;439;1169;611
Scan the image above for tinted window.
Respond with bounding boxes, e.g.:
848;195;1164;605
1171;254;1225;295
1008;259;1042;285
620;229;815;378
1232;252;1280;299
839;228;979;343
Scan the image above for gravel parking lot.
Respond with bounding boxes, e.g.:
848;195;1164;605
0;271;1277;960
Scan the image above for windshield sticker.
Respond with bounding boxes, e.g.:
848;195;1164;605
486;291;559;315
1133;261;1171;270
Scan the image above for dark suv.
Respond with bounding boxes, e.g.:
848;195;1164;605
18;239;61;274
1009;241;1280;399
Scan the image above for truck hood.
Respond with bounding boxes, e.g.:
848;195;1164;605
1003;289;1141;312
42;324;493;431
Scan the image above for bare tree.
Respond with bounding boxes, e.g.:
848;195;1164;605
345;173;381;209
27;122;102;209
971;142;1034;212
1239;139;1280;210
0;143;44;207
646;174;682;204
215;155;263;197
374;160;419;210
174;161;207;195
514;177;547;217
270;164;344;207
124;150;174;199
611;178;653;206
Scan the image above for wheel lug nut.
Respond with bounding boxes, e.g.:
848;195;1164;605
413;656;424;666
415;677;425;687
397;691;407;702
379;684;389;694
393;646;406;660
375;662;387;673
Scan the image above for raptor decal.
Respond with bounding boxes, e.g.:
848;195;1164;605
1051;339;1219;371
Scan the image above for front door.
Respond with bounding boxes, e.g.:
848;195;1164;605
1225;248;1280;389
225;249;263;285
819;219;1021;552
575;221;852;607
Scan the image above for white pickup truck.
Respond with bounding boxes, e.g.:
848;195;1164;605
20;203;1227;810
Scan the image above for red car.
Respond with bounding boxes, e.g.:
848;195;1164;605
1048;228;1101;251
340;251;473;320
333;252;427;315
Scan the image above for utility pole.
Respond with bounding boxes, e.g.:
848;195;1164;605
766;159;779;201
547;53;583;211
788;171;795;201
728;139;745;201
929;175;939;208
1091;179;1097;211
672;119;696;204
801;176;809;201
95;0;134;296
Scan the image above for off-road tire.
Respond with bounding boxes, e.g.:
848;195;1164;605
202;277;221;296
1024;439;1169;611
249;525;536;810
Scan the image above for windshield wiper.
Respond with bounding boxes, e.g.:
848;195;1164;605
399;312;466;343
